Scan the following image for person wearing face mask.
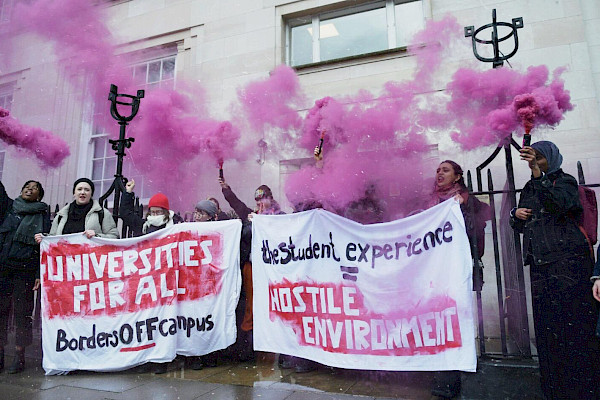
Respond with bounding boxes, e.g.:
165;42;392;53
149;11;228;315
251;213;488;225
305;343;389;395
427;160;490;399
0;179;50;374
511;141;600;399
120;179;175;237
46;178;118;239
119;179;177;374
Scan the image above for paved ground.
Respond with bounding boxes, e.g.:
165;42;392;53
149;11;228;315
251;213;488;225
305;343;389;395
0;342;543;400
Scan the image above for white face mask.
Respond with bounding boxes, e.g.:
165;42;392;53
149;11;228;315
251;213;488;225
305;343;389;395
146;215;167;227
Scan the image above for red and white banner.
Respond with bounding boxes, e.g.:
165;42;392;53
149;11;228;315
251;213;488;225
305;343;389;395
252;199;476;371
40;221;241;374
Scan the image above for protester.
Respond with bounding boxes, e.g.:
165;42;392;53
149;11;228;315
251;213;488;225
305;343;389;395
186;199;220;370
276;200;326;373
45;178;118;239
119;178;176;374
206;197;229;221
120;179;175;238
218;178;283;362
344;183;386;224
511;141;600;399
0;180;49;373
194;200;219;222
428;160;490;399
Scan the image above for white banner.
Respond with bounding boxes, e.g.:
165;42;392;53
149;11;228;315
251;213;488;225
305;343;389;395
40;220;241;374
252;199;476;372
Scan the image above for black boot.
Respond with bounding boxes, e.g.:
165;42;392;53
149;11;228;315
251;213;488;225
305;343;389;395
188;356;203;370
151;362;168;374
7;349;25;374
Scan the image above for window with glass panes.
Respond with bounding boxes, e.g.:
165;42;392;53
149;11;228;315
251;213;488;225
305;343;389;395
286;0;424;67
0;0;13;24
90;55;176;201
132;56;176;90
0;82;14;180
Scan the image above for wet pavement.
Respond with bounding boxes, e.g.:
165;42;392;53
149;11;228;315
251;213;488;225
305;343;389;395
0;338;543;400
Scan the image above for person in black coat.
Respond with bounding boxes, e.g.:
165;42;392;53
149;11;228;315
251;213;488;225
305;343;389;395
120;179;176;237
218;178;283;362
119;179;176;374
511;141;600;399
0;180;49;374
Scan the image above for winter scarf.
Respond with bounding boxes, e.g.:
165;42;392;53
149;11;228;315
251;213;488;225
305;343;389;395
12;197;47;245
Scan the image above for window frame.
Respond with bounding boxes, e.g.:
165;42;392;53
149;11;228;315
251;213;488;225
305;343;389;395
0;0;13;24
285;0;423;67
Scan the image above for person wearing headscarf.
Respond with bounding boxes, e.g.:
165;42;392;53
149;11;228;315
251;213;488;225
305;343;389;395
0;180;49;374
511;141;600;399
47;178;118;239
428;160;490;399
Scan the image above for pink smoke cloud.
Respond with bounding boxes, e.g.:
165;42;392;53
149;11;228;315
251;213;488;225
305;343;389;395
237;65;303;133
286;16;464;217
447;65;573;149
10;0;246;208
127;87;241;204
0;108;70;168
6;1;577;218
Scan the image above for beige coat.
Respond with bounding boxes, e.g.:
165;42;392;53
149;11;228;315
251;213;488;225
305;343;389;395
50;200;119;239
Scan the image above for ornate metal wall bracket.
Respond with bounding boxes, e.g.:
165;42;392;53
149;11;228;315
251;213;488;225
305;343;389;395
465;9;523;68
99;84;145;221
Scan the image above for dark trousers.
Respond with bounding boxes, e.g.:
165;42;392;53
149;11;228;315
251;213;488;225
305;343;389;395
531;256;600;400
432;370;461;398
0;267;36;348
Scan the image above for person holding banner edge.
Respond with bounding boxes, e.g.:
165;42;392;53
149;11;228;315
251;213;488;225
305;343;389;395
118;178;180;374
0;179;50;374
186;199;221;370
218;177;284;365
428;160;490;399
511;141;600;399
42;178;118;239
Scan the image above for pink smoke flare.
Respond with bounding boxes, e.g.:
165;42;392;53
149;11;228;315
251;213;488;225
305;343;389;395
447;65;573;149
0;108;70;168
514;94;539;133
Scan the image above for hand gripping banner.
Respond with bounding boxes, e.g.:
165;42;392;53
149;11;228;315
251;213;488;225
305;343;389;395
252;199;476;372
40;220;241;374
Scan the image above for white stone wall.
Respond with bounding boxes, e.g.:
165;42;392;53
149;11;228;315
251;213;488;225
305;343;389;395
5;0;598;209
3;1;599;347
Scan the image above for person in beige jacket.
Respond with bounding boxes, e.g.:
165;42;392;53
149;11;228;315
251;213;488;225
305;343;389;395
43;178;118;239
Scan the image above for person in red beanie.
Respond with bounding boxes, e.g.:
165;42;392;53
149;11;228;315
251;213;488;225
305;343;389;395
120;180;175;236
119;179;177;374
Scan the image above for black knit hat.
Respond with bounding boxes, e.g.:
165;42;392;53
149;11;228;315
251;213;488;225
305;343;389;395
73;178;95;196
